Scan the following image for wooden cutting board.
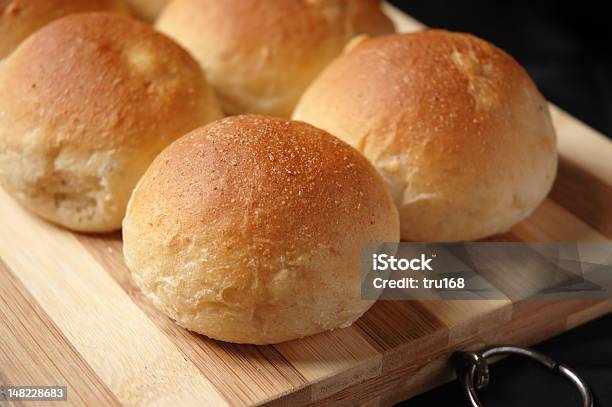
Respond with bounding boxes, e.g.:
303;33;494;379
1;4;611;407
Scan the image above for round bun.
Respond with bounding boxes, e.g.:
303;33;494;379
156;0;394;117
0;13;223;232
0;0;128;60
124;0;168;22
294;30;558;242
122;115;399;344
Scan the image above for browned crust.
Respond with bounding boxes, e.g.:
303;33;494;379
129;114;398;254
1;12;215;151
0;12;222;231
0;0;128;59
156;0;395;116
123;115;400;343
294;30;558;241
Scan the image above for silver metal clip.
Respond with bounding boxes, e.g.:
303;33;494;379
453;345;593;407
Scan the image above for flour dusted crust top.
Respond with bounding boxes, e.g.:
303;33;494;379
0;13;222;231
294;30;558;241
123;115;400;344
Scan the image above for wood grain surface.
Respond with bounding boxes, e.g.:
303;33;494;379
1;4;611;406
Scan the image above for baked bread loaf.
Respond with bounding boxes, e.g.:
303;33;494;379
294;30;558;242
124;0;168;22
122;115;399;344
0;13;223;232
0;0;127;60
156;0;395;117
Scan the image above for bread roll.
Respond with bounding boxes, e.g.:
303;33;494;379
124;0;168;22
0;13;223;232
156;0;395;117
0;0;128;60
122;115;399;344
294;30;558;242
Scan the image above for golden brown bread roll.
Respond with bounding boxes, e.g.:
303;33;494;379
294;30;558;242
156;0;395;117
0;13;223;232
122;115;400;344
0;0;128;60
123;0;168;22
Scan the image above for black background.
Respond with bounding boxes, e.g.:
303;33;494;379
387;1;612;405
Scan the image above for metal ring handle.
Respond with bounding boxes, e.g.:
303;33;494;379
453;345;593;407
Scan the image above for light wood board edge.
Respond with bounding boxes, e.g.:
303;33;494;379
0;188;229;407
